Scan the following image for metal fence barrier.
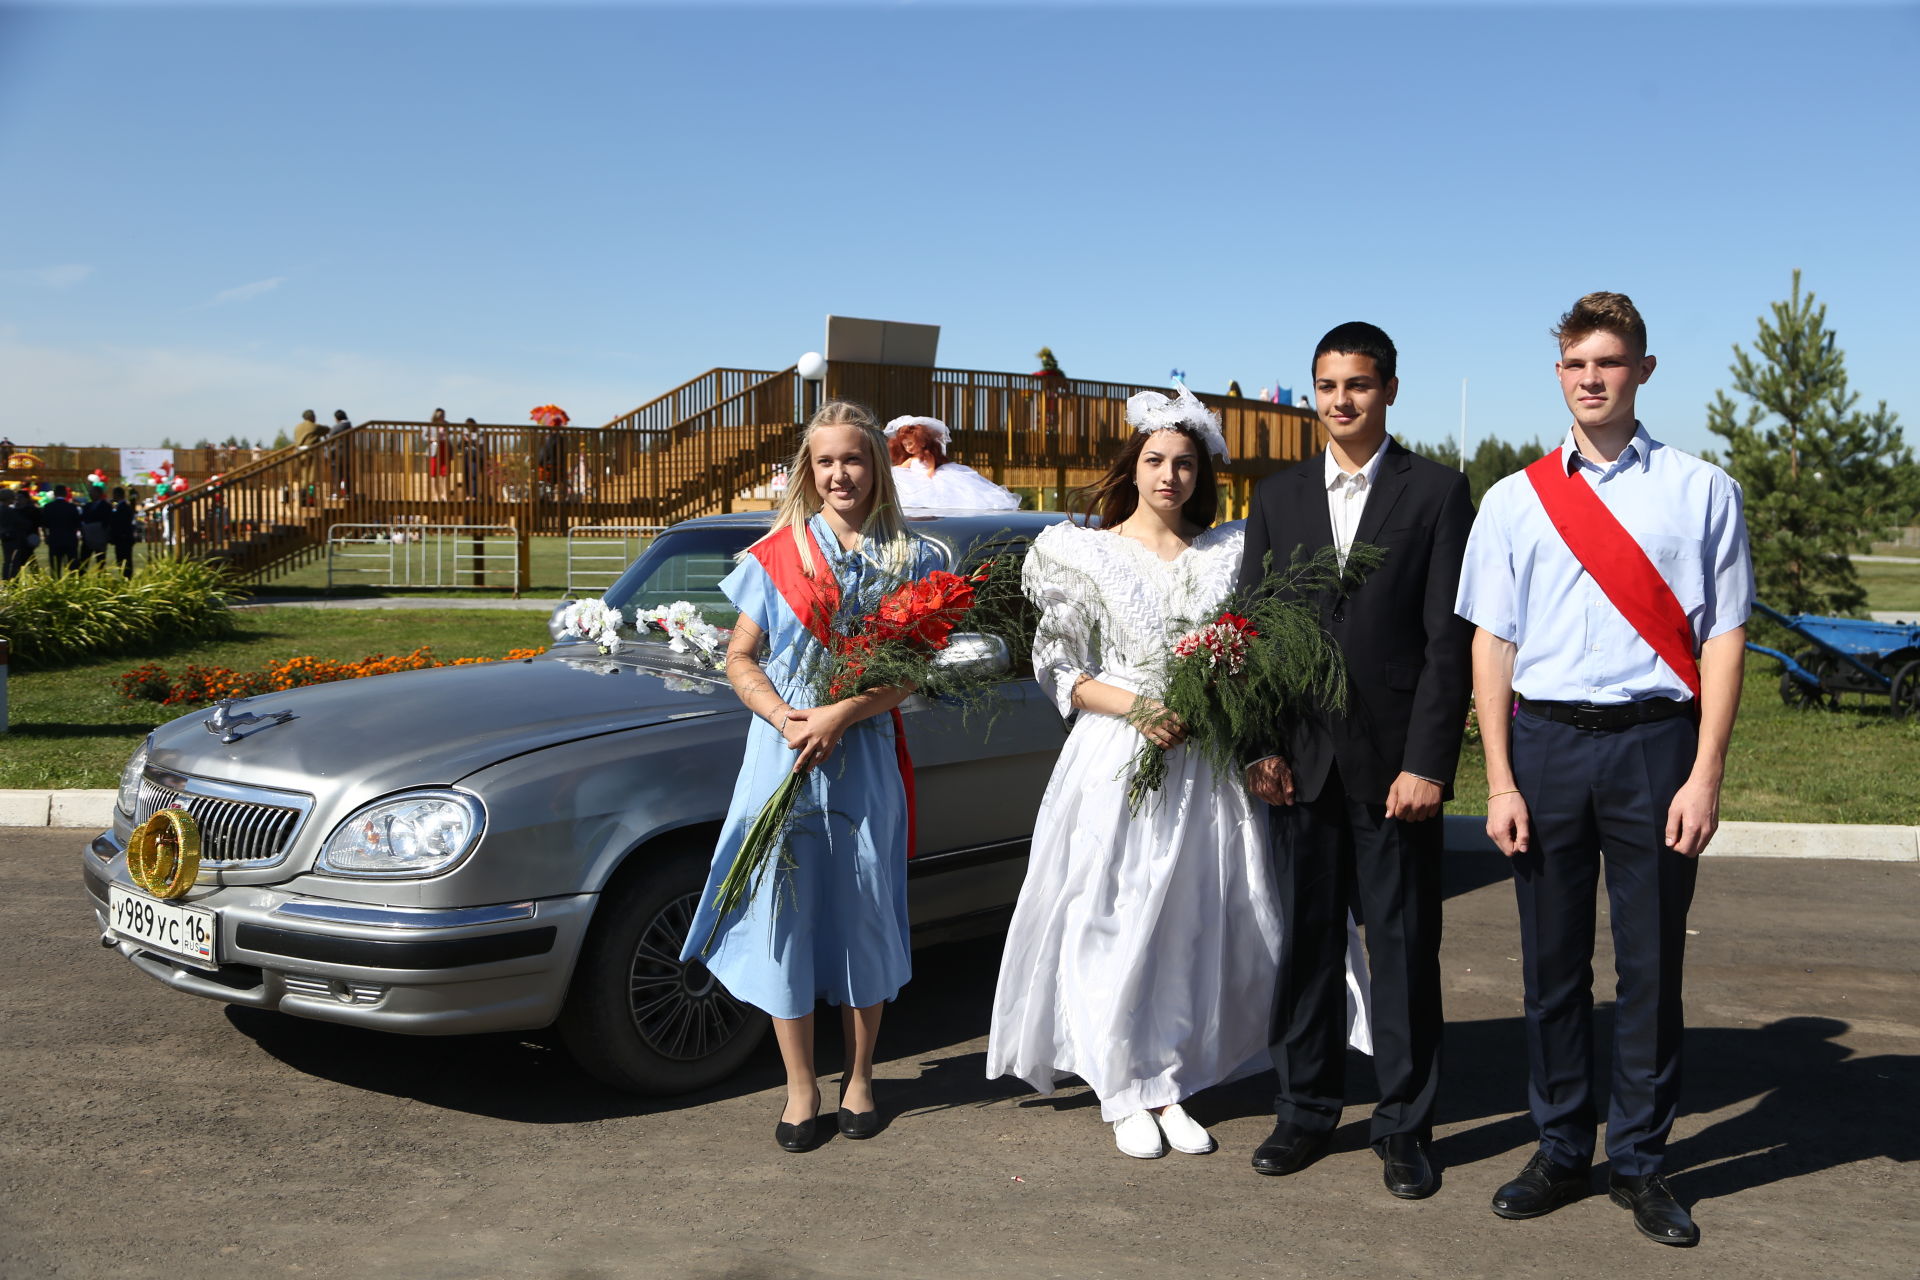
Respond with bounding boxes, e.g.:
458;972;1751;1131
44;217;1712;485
326;522;522;591
565;524;667;596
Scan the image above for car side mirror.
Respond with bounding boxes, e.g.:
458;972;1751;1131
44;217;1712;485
935;632;1011;678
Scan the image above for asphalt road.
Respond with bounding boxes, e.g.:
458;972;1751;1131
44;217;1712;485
4;828;1916;1280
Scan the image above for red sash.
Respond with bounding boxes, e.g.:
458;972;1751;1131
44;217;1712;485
1524;453;1701;699
747;526;919;857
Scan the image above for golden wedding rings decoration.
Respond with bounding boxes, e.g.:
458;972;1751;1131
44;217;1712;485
127;807;202;899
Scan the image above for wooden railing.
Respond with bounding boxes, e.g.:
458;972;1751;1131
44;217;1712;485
148;368;809;582
145;362;1323;584
601;368;776;436
825;362;1322;509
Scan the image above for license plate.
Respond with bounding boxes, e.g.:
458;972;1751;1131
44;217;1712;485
109;886;218;970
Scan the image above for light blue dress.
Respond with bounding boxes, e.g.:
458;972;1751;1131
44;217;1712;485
681;516;942;1020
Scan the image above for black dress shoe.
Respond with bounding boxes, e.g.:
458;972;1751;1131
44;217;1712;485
837;1107;880;1140
1379;1134;1438;1200
771;1105;817;1151
774;1115;819;1152
1250;1122;1331;1176
1490;1151;1590;1219
1609;1173;1699;1247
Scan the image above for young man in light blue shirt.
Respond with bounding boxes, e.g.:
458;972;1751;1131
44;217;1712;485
1455;292;1751;1247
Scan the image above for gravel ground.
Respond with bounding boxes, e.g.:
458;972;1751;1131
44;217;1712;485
4;829;1915;1280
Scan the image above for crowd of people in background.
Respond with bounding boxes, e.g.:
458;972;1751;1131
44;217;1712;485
1;482;141;580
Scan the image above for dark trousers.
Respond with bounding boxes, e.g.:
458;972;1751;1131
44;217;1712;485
111;538;135;578
47;543;78;574
1510;711;1700;1178
1270;762;1444;1145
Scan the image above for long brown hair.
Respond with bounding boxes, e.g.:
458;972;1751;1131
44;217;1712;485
886;421;948;470
1074;426;1219;529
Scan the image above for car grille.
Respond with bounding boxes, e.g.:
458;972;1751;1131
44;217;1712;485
134;777;307;867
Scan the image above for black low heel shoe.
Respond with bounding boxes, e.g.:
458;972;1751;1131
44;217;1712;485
837;1107;881;1140
774;1115;819;1152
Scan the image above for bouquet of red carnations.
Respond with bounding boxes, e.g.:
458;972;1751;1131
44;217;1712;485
1123;544;1382;814
703;561;1006;949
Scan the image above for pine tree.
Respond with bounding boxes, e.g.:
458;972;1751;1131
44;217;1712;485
1707;270;1917;619
1406;434;1552;505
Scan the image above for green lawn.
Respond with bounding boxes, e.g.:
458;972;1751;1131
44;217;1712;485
1856;559;1920;613
0;608;550;789
1447;651;1920;825
10;565;1919;820
249;534;626;598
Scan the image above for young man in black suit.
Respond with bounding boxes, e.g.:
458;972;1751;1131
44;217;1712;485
1239;321;1474;1199
40;484;84;574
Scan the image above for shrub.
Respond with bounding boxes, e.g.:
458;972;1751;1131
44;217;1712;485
0;559;243;668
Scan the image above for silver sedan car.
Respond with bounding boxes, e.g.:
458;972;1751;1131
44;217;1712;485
83;511;1069;1094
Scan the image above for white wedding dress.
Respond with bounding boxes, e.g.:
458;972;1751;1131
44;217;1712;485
891;460;1021;511
987;520;1372;1121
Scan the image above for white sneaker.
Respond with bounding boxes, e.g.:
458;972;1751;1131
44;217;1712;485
1112;1110;1165;1159
1156;1103;1216;1155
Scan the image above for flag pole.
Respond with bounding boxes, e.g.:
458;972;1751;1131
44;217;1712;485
1459;378;1469;471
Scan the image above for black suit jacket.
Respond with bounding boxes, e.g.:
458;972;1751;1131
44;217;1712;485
39;499;83;551
1239;438;1475;807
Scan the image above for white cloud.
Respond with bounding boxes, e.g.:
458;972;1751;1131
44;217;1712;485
1;264;94;289
208;276;287;307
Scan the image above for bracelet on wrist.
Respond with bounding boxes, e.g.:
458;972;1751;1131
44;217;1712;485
1488;788;1521;801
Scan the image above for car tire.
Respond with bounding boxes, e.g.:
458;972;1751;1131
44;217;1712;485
558;846;768;1095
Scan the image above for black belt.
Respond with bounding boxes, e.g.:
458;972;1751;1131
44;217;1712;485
1517;697;1691;732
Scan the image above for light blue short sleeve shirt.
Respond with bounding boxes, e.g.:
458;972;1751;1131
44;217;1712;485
1454;423;1753;704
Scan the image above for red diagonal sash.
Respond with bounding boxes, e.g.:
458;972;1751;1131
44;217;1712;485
747;526;919;856
1525;453;1701;699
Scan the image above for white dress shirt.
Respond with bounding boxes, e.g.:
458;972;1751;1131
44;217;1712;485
1325;443;1387;566
1455;423;1752;704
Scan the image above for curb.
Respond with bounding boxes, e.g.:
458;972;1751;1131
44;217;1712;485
6;791;1915;861
1442;814;1917;861
0;790;118;829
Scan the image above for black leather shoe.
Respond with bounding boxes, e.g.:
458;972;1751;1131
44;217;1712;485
1490;1151;1590;1219
1250;1122;1331;1176
837;1107;880;1140
1609;1173;1699;1247
1379;1134;1438;1200
774;1113;819;1152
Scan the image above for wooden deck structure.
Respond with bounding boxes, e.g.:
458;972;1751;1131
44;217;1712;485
147;363;1327;584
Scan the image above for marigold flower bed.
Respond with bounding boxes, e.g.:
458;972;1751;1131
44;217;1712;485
116;645;548;706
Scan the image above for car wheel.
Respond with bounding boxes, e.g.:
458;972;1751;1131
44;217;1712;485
559;847;768;1095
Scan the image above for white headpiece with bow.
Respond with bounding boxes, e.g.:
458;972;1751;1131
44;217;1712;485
883;415;951;450
1125;382;1229;461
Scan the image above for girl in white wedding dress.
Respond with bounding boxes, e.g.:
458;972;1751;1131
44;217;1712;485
884;415;1021;511
986;386;1371;1160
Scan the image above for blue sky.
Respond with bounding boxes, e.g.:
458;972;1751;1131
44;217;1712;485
1;1;1915;458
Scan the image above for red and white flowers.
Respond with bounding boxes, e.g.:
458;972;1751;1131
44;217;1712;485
1170;612;1259;675
557;597;625;654
635;600;726;667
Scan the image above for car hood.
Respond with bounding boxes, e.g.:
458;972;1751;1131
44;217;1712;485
144;643;740;796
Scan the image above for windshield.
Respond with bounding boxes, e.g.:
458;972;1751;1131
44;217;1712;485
587;521;992;648
602;525;760;627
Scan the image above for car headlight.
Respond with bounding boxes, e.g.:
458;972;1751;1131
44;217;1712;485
318;790;485;878
117;739;151;817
